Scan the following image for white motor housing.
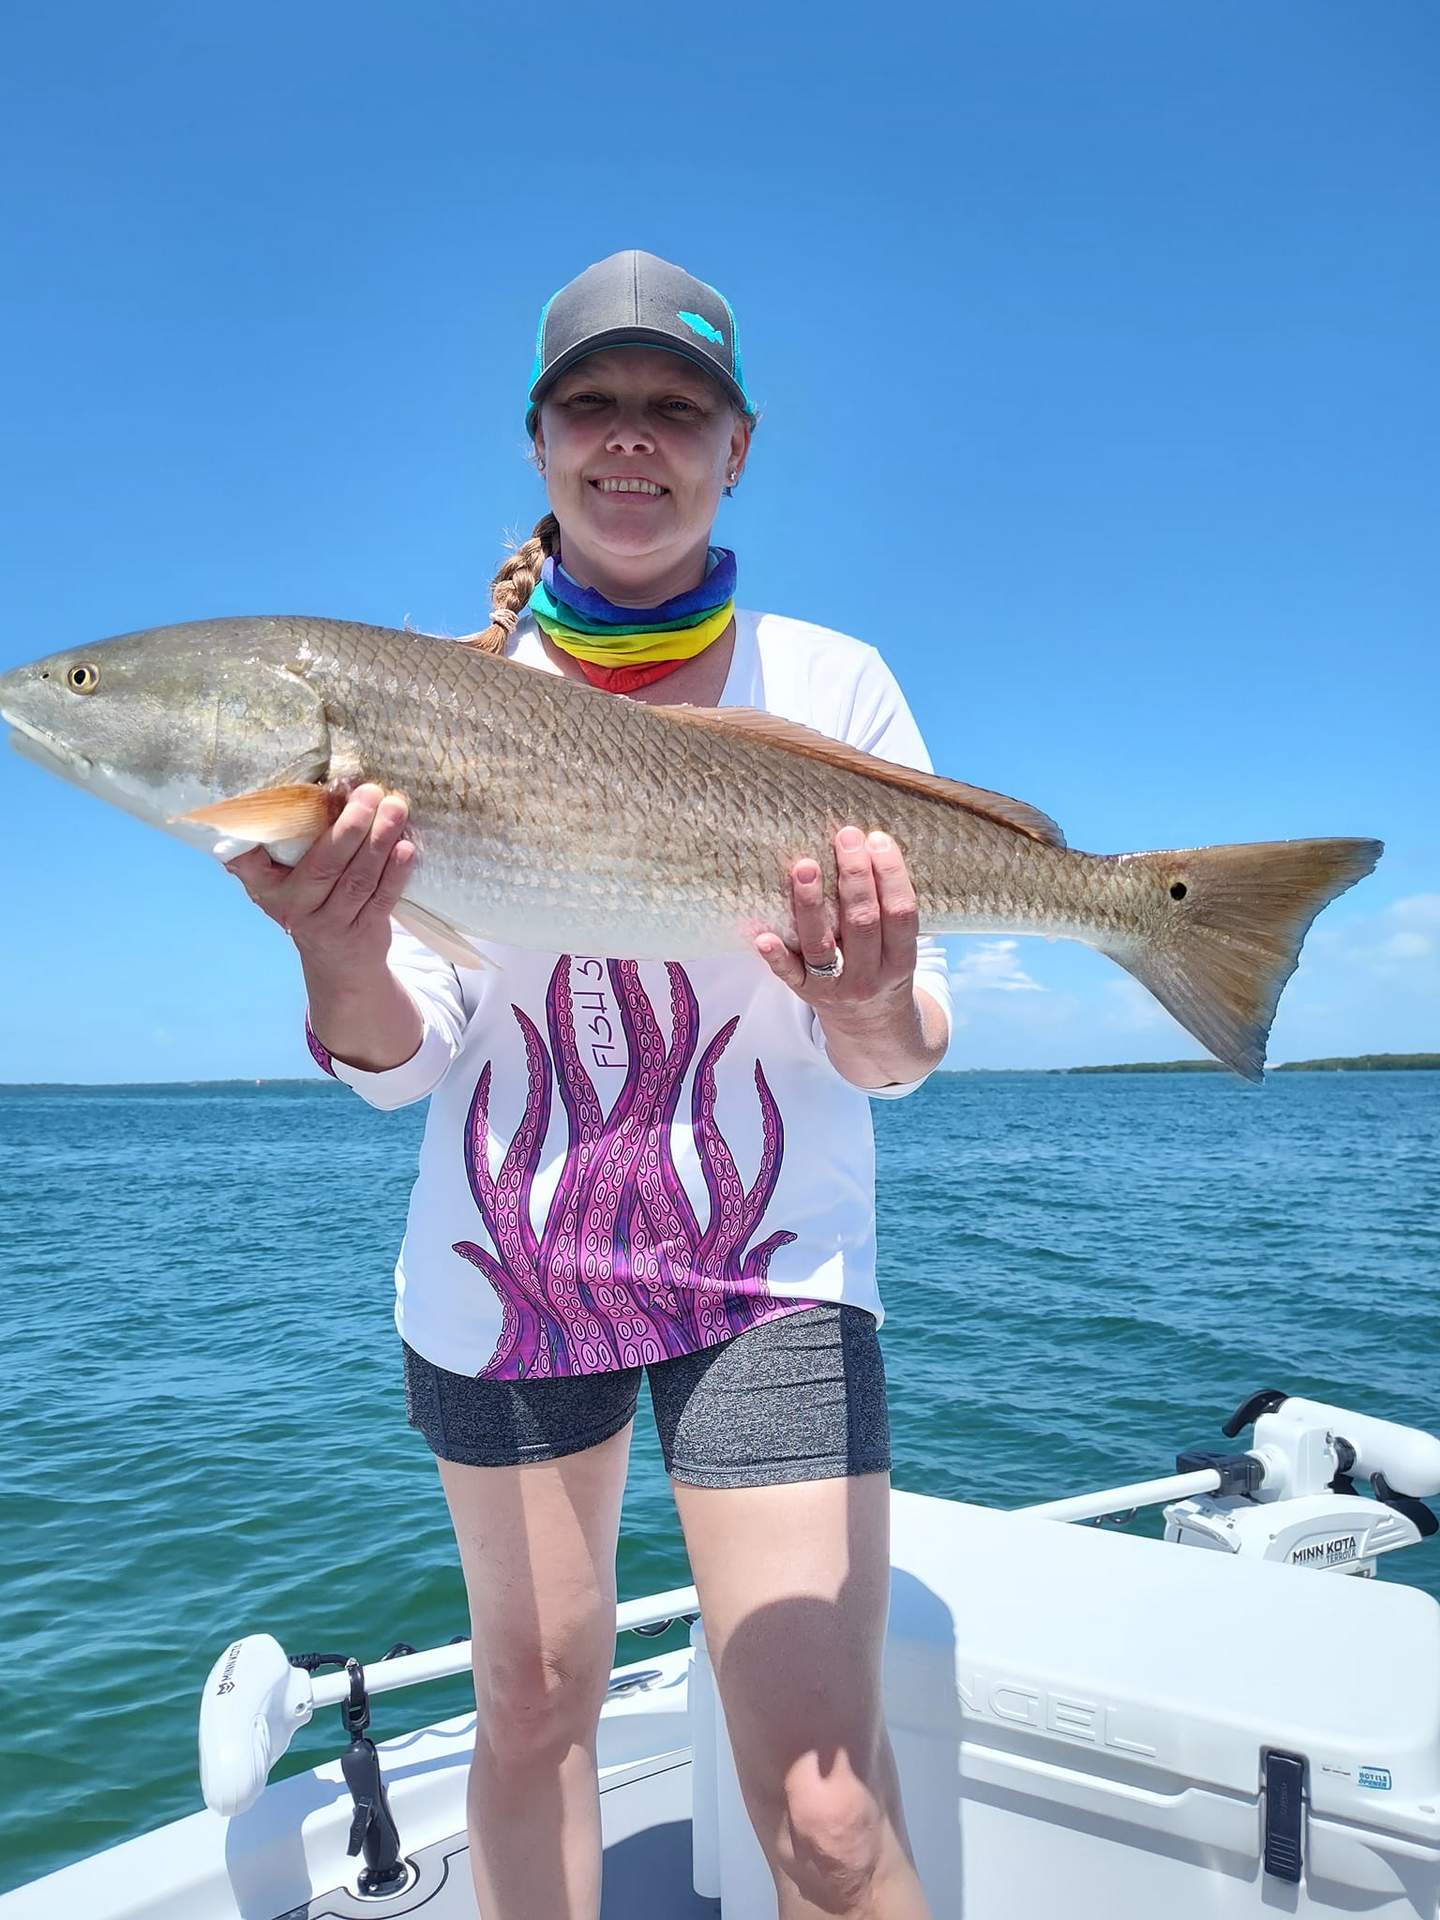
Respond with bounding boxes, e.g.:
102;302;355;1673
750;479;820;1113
1164;1491;1423;1573
1253;1397;1440;1501
198;1633;315;1816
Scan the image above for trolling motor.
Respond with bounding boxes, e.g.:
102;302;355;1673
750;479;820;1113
1021;1391;1440;1574
197;1584;695;1865
199;1637;414;1897
1164;1391;1440;1574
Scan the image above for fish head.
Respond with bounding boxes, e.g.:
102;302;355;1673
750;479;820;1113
0;618;331;847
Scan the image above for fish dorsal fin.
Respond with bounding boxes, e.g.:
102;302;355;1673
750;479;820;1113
650;705;1066;848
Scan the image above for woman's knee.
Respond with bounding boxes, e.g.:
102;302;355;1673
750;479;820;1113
473;1634;612;1764
436;1435;631;1769
772;1754;888;1905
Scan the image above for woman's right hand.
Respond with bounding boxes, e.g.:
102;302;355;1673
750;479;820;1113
227;784;426;1074
225;783;415;977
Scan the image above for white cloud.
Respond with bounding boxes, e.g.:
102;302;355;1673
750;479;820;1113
934;887;1439;1072
1389;894;1440;927
940;887;1436;1082
1303;893;1440;979
1101;976;1170;1031
1379;930;1433;964
949;938;1045;994
1267;890;1440;1060
1361;895;1439;972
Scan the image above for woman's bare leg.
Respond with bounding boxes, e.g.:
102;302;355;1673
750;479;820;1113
438;1418;633;1920
674;1470;930;1920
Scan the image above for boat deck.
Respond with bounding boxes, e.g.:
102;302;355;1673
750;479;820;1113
286;1751;715;1918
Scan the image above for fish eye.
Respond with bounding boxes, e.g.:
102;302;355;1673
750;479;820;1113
1169;881;1188;901
66;663;100;695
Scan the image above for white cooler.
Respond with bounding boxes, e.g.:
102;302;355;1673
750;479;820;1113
690;1490;1440;1917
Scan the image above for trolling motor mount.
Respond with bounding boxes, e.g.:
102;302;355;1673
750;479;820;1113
334;1658;411;1898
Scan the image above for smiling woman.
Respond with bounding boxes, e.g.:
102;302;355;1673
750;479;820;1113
226;247;949;1919
0;246;1386;1918
463;256;757;694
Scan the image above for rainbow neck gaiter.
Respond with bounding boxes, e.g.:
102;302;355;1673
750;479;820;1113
527;547;737;693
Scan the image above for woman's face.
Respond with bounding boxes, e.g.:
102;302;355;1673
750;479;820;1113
534;347;750;587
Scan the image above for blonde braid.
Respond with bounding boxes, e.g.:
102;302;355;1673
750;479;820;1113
458;512;560;654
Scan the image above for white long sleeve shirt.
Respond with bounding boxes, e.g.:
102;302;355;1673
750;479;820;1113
308;608;952;1381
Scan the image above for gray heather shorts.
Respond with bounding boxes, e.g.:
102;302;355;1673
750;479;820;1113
401;1303;890;1489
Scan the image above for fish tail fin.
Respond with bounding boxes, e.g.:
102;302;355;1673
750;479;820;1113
1102;837;1382;1082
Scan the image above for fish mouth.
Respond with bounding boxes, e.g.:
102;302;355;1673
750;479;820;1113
3;705;208;836
1;711;94;782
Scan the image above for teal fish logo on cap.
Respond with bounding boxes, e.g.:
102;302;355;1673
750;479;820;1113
676;310;724;345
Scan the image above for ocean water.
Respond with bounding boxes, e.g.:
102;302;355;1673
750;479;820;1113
1;1071;1436;1894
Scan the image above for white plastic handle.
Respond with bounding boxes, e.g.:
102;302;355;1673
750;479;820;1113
1275;1398;1440;1499
198;1634;314;1817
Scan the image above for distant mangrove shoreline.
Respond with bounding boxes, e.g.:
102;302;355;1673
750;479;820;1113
3;1054;1437;1090
1059;1053;1440;1075
929;1053;1439;1076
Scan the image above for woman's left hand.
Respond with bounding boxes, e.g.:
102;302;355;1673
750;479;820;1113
754;825;918;1019
755;825;946;1089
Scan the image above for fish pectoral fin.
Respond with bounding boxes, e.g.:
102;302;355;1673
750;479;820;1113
649;704;1066;848
175;784;338;839
393;900;495;972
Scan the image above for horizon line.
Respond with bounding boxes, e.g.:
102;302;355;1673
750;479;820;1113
3;1053;1438;1091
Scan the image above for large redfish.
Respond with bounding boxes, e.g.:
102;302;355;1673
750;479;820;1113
0;616;1381;1081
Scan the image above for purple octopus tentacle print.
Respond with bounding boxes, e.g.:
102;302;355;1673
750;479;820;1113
453;957;801;1380
452;1027;572;1379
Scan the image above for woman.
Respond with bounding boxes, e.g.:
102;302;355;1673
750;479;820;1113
229;250;949;1920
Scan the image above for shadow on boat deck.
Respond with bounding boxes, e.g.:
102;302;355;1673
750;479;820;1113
602;1819;718;1917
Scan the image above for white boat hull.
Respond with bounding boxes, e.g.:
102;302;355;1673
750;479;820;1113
6;1652;704;1918
10;1428;1440;1919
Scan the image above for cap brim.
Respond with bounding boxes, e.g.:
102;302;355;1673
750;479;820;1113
526;330;750;430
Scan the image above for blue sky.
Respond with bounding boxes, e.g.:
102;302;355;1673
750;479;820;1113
1;2;1435;1080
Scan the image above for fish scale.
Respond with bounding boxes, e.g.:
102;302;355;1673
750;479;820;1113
0;615;1382;1080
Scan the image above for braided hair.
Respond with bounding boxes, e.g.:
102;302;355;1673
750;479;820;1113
458;512;560;655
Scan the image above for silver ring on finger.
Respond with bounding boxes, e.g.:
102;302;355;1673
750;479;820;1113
804;952;843;981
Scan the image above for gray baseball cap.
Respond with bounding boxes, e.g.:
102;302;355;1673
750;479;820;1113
526;250;753;433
